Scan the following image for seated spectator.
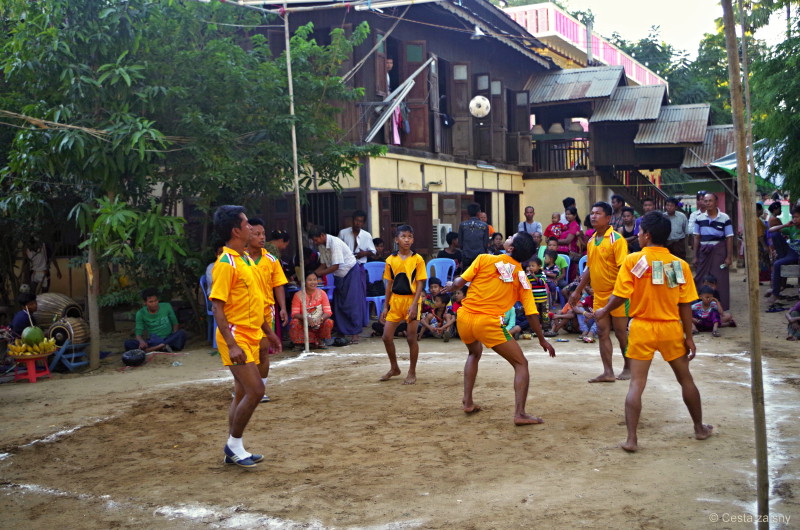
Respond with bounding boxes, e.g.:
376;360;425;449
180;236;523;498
367;238;387;262
489;232;506;255
437;231;463;272
785;299;800;341
290;272;334;349
421;277;442;314
291;246;321;284
692;286;722;337
701;275;736;327
11;293;37;337
124;288;186;352
541;237;569;288
574;286;597;343
418;293;456;340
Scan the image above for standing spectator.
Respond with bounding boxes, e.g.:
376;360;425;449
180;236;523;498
458;203;489;270
478;211;495;235
310;226;366;344
558;206;582;261
124;288;187;353
338;210;377;264
489;232;506;255
633;198;656;235
518;206;542;236
755;203;771;282
665;197;689;259
687;190;708;236
25;239;62;294
205;241;225;290
767;201;789;262
265;230;290;261
620;207;639;253
609;195;625;231
560;197;576;225
693;193;734;309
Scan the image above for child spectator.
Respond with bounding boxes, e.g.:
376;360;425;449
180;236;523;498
700;275;736;327
550;287;579;337
544;212;564;241
367;238;387;262
542;237;569;287
526;258;551;334
543;250;561;307
421;277;442;314
451;286;466;313
437;232;463;272
692;286;721;337
418;293;456;341
576;286;597;343
290;272;334;349
379;224;427;384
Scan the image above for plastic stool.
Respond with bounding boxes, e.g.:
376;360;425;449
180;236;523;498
14;356;51;383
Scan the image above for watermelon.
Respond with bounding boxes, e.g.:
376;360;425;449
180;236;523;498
22;326;45;346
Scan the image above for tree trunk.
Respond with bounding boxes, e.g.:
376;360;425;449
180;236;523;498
87;246;101;370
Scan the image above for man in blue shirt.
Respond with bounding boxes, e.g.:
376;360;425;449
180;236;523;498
11;293;37;337
123;288;186;352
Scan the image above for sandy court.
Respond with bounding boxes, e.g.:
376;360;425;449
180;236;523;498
1;271;800;528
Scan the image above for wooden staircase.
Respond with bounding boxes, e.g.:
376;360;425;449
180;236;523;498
599;169;671;213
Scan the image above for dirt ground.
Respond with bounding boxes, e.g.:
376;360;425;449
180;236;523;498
1;269;799;528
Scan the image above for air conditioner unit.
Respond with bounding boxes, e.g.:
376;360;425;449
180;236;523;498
432;223;452;249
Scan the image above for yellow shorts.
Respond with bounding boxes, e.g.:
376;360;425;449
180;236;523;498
456;310;511;349
626;318;687;362
386;295;421;322
594;292;629;318
216;325;262;366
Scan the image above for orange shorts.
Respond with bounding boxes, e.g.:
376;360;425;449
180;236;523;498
386;295;421;322
216;325;261;366
626;318;687;362
456;310;511;349
593;291;629;318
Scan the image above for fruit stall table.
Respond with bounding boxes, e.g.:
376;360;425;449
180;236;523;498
11;353;51;383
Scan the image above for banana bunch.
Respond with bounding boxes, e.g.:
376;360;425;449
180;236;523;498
7;337;58;357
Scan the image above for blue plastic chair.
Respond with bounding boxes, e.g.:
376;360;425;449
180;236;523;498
199;275;217;348
426;258;456;290
578;255;588;278
557;253;571;283
364;261;386;324
319;272;335;304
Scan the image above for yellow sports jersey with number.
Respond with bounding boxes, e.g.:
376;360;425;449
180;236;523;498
384;252;427;295
252;248;288;307
587;228;628;295
460;254;537;317
209;246;264;329
613;246;698;321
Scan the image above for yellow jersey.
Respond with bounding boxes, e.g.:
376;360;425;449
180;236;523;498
384;252;427;295
612;246;698;321
251;248;288;307
209;246;265;329
460;254;537;317
587;227;627;295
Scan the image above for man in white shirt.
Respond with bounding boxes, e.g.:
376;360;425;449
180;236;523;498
687;190;707;236
518;206;542;236
665;197;689;259
338;210;377;264
310;226;365;343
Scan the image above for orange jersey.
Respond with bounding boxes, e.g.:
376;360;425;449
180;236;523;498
460;254;537;317
587;227;627;294
251;248;288;307
612;246;698;321
209;246;265;329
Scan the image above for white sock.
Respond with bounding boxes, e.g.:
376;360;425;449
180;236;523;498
227;435;249;459
262;377;268;388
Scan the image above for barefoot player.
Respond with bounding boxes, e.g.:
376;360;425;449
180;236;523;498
444;231;556;425
210;205;281;469
594;211;713;452
379;225;427;384
247;217;287;403
570;201;630;382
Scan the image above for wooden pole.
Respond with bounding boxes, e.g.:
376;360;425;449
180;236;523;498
284;7;310;352
720;0;769;525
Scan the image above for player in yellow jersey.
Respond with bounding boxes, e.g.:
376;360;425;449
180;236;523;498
379;225;427;384
444;231;556;425
209;205;281;470
246;217;288;403
594;212;713;452
570;202;630;382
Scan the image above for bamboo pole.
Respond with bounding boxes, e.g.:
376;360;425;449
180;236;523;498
284;7;311;353
720;1;769;526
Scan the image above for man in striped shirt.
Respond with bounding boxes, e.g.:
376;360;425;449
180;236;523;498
692;193;734;309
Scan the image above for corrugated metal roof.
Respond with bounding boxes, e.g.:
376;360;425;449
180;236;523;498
589;85;667;123
526;66;625;105
634;104;711;146
680;125;736;169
